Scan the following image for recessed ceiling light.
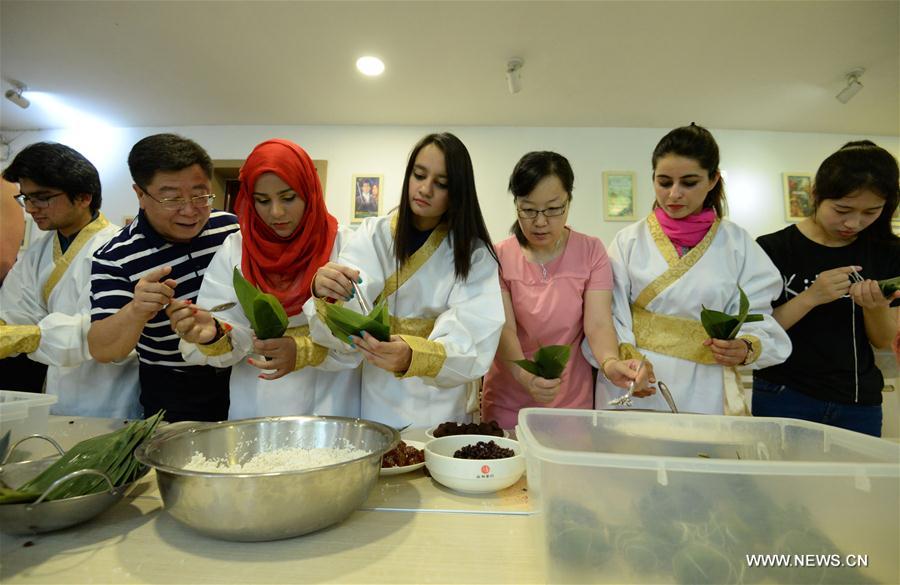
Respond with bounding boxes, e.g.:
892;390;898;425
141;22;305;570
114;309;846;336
356;56;385;77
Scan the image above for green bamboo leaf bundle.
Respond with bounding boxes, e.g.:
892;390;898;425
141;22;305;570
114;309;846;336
700;285;764;340
233;267;289;340
0;411;164;505
323;300;391;343
878;276;900;297
514;344;571;379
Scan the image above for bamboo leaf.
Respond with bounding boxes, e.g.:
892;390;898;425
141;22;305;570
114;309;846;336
878;276;900;297
534;345;571;379
738;286;750;321
324;302;391;343
700;307;737;340
513;359;542;377
0;411;163;505
252;294;289;339
514;344;571;379
232;267;259;332
701;285;765;340
232;267;290;339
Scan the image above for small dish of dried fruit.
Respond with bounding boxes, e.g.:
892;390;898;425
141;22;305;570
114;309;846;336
380;440;426;476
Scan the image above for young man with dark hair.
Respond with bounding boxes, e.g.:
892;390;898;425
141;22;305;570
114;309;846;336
0;142;140;417
88;134;239;422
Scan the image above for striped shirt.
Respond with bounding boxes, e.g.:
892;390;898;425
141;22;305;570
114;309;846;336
90;209;239;366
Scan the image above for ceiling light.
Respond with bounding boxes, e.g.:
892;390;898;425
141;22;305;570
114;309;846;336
836;68;865;104
5;80;30;109
506;58;523;94
356;56;385;77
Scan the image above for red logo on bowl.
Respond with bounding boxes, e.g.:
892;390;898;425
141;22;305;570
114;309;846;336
481;464;491;474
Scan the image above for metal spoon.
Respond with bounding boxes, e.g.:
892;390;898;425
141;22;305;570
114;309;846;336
194;301;236;313
608;358;646;408
657;381;679;413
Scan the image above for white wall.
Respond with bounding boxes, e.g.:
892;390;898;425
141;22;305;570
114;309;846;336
8;125;899;248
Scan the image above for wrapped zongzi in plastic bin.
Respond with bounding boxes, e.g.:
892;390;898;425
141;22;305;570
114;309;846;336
518;408;899;584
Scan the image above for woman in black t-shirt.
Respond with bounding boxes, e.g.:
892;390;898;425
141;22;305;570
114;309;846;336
754;141;900;436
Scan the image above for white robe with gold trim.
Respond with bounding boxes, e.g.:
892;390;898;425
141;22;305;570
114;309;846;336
305;215;504;429
0;221;140;418
584;217;791;415
180;227;361;419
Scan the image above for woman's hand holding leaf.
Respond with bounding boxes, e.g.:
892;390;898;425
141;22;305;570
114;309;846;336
248;335;297;380
166;300;218;344
352;331;412;373
851;278;899;310
700;285;764;340
878;276;900;297
233;268;288;340
703;337;749;366
314;262;359;301
511;344;570;402
513;367;561;403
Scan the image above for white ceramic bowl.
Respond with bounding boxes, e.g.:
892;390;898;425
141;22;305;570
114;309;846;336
424;435;524;494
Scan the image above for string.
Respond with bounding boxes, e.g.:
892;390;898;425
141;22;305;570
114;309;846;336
851;296;859;403
848;268;863;403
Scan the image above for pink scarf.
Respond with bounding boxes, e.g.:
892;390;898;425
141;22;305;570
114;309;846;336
654;207;717;253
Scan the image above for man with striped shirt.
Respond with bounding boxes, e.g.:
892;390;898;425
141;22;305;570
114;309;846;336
89;134;239;422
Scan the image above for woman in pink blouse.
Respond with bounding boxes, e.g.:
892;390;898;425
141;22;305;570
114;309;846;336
481;152;654;428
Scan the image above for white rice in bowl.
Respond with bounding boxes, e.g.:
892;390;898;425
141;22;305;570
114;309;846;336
184;446;372;473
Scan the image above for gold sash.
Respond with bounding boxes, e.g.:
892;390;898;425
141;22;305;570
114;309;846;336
42;213;110;304
628;212;720;364
631;305;717;365
288;325;328;370
391;315;435;338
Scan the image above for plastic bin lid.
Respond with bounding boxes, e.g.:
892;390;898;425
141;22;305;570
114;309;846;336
0;390;58;409
517;407;900;477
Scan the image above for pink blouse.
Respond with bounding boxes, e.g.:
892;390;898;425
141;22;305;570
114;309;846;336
481;229;613;428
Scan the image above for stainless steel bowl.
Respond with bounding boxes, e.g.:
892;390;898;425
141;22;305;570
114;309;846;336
135;416;399;542
0;453;149;534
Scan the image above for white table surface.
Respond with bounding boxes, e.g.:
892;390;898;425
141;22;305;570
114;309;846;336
1;417;542;584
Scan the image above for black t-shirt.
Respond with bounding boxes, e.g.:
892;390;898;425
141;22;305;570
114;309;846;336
754;225;900;405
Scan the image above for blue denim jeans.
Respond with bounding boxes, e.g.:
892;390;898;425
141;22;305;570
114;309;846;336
752;378;883;437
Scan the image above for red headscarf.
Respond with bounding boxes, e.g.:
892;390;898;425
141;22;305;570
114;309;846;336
234;139;338;316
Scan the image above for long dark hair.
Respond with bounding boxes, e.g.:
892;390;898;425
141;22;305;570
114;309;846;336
508;151;574;246
813;140;899;242
395;133;497;279
651;123;727;217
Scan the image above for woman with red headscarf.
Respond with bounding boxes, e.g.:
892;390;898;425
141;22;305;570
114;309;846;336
168;139;360;419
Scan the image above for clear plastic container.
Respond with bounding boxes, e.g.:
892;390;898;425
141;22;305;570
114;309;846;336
518;408;899;584
0;390;59;450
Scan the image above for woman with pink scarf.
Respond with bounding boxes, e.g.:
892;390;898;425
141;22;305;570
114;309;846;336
586;124;792;415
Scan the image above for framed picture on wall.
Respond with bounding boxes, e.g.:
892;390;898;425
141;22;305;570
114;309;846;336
783;172;813;222
602;171;637;221
351;174;383;224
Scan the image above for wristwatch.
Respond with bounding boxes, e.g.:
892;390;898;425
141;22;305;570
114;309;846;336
739;338;754;365
202;319;226;345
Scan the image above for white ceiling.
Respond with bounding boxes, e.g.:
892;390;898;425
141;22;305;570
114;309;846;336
1;0;898;135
